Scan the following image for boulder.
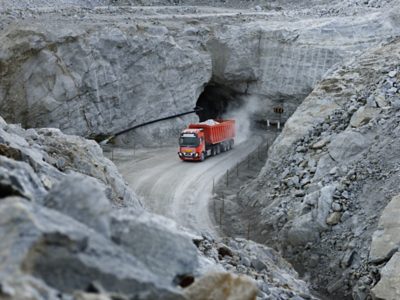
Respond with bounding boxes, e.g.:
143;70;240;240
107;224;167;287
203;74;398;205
326;212;341;226
370;194;400;263
44;174;112;237
371;252;400;300
350;106;380;128
314;185;336;228
0;155;47;201
328;131;369;163
183;272;257;300
311;138;329;149
0;197;184;300
110;209;200;283
287;185;336;245
287;213;321;246
313;154;336;181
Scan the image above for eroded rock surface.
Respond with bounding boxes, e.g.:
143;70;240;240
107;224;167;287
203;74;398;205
0;3;399;147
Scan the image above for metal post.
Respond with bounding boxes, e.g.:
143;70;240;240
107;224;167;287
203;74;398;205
226;170;229;186
222;193;225;213
212;178;215;194
213;196;216;218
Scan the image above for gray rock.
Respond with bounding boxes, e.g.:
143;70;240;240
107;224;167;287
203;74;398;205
326;212;341;226
370;194;400;262
0;121;141;209
35;128;141;208
304;191;320;207
350;107;380;127
0;197;184;300
310;138;329;150
374;93;389;108
388;70;398;77
313;154;336;181
371;252;400;300
314;185;337;228
0;156;47;201
328;131;370;163
110;209;200;283
251;258;267;272
287;213;321;246
241;256;251;267
332;202;342;212
44;174;112;237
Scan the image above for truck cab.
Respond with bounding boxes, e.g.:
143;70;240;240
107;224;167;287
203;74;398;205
178;129;206;161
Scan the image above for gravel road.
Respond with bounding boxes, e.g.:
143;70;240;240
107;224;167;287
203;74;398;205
113;135;266;238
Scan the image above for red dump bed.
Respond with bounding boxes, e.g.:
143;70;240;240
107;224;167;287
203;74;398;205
189;119;235;145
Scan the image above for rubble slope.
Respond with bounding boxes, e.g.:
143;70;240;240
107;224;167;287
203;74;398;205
239;37;400;299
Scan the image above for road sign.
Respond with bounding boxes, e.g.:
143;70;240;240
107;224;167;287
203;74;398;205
273;106;284;114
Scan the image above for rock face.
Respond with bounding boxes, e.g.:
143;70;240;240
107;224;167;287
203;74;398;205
237;38;400;298
0;21;210;146
0;5;399;146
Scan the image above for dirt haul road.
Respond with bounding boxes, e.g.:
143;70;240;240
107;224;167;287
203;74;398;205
113;134;267;238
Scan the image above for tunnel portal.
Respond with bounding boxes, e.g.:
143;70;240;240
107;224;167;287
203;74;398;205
195;82;244;121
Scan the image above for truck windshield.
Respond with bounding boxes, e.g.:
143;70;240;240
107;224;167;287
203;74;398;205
179;136;199;147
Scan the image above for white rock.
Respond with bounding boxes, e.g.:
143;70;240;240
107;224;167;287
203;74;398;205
370;194;400;262
371;252;400;300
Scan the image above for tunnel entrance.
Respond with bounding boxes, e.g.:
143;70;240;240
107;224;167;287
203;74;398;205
196;82;244;121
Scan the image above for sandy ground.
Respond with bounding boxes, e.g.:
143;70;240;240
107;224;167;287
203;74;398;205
109;133;272;238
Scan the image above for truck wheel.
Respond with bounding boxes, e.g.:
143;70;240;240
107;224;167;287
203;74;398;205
212;147;217;156
200;152;205;161
216;145;221;155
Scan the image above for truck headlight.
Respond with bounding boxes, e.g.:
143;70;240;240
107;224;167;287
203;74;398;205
194;153;199;157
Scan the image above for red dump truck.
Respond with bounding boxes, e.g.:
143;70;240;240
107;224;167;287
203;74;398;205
178;119;236;161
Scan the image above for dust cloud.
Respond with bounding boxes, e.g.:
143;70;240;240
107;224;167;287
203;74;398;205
223;95;262;144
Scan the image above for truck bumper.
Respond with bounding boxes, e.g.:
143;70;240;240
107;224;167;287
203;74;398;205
178;152;201;161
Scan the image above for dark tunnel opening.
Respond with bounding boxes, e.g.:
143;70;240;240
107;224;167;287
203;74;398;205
196;82;244;121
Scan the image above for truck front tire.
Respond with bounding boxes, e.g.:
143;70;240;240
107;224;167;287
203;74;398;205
200;152;205;161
